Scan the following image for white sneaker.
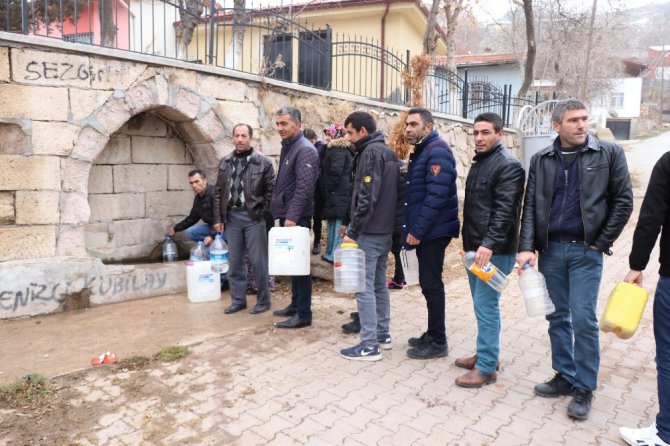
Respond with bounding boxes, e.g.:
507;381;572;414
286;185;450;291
620;423;670;446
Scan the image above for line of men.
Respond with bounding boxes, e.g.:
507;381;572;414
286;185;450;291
168;99;640;423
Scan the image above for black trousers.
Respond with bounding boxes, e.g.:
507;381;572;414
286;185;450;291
416;236;451;345
390;230;405;282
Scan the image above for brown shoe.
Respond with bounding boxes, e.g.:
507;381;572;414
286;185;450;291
455;368;497;388
454;354;500;371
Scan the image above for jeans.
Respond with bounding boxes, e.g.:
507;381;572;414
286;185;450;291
186;224;216;242
655;276;670;441
416;236;452;345
390;231;405;282
324;218;343;261
539;241;603;392
226;210;270;307
356;233;392;348
280;217;313;319
466;253;516;374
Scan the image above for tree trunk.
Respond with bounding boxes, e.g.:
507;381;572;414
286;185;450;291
176;0;204;60
225;0;246;69
443;0;464;115
422;0;440;56
99;0;116;47
579;0;598;99
517;0;536;98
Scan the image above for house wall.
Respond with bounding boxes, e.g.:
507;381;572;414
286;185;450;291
456;64;523;96
590;77;642;129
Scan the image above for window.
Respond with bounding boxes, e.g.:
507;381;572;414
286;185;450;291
63;33;94;44
610;93;624;108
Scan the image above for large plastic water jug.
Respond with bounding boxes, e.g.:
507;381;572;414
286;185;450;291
600;282;648;339
163;236;177;262
190;241;207;261
462;251;508;292
518;263;555;317
186;260;221;303
400;248;419;286
268;226;311;275
210;233;229;274
334;242;366;293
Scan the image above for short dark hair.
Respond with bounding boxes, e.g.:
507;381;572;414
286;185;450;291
232;123;253;137
344;111;377;133
303;128;317;140
407;107;434;125
474;112;504;133
276;106;301;122
188;169;206;179
552;99;587;124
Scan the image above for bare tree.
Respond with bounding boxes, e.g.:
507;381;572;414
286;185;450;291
517;0;536;98
225;0;247;69
423;0;441;57
99;0;117;47
578;0;598;99
443;0;468;75
176;0;205;60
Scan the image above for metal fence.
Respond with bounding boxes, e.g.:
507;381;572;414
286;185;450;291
1;0;545;126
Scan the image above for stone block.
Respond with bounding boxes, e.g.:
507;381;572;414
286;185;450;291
62;159;92;194
178;109;226;144
217;100;259;130
11;48;91;88
124;80;156;116
97;135;131;164
32;121;80;156
89;57;147;91
56;225;87;257
132;136;192;164
94;95;132;135
69;88;112;122
0;155;61;190
0;47;8;82
113;165;167;193
168;165;196;190
109;218;163;247
0;84;68;121
163;88;200;122
259;133;282;156
84;223;111;250
190;143;225;172
71;126;111;163
259;91;292;120
0;226;56;261
0;192;14;224
118;113;167;137
0;120;31;155
197;74;247;102
15;191;60;225
61;192;91;225
167;68;197;91
146;191;195;218
89;193;145;222
88;165;113;194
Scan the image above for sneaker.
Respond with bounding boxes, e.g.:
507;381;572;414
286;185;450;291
340;343;382;361
377;334;392;350
567;388;593;420
407;341;448;359
534;373;573;398
408;332;433;347
620;423;670;446
387;279;406;290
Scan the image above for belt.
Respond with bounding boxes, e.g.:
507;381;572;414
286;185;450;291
229;206;246;212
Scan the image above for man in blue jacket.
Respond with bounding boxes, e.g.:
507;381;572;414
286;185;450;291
403;107;460;360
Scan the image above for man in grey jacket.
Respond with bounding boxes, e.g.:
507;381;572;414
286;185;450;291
340;111;402;361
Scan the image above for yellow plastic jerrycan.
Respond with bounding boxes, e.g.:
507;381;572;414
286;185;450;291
599;282;649;339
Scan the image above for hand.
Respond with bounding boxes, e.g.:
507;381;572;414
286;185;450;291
475;246;493;267
589;245;600;251
214;223;224;233
203;236;213;246
343;235;356;244
516;251;536;274
406;233;420;246
166;227;175;237
285;219;297;227
338;225;347;238
624;269;643;286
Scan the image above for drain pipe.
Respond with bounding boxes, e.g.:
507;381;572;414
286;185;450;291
380;0;391;101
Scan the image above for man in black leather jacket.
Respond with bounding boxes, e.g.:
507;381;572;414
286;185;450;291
517;99;633;420
455;113;525;389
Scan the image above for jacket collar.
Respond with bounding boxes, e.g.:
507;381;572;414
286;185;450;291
281;131;304;151
226;147;261;163
473;141;503;162
548;133;598;156
353;131;385;153
415;129;440;151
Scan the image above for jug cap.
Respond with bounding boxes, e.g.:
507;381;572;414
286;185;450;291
340;242;359;249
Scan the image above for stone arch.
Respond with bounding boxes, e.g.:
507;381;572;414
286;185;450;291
59;72;232;260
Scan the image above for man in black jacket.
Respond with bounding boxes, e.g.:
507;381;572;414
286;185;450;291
213;124;276;315
456;113;525;388
339;111;402;361
166;169;217;245
619;151;670;446
517;99;633;420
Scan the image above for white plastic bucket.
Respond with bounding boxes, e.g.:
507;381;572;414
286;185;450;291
268;226;311;275
186;261;221;303
334;243;366;293
400;248;419;286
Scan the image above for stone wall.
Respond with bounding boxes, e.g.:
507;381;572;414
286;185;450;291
0;34;520;319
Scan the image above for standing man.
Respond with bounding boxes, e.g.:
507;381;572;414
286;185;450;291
166;169;218;246
213;124;276;315
403;107;460;360
456;112;525;388
619;151;670;446
270;107;319;329
339;111;402;361
517;99;633;420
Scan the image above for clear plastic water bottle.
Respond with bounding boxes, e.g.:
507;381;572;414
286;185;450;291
163;236;177;262
518;263;555;317
210;233;229;274
333;242;366;293
462;251;508;292
190;241;207;261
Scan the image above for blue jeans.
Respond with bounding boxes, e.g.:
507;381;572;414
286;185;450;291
186;224;216;242
280;217;313;319
655;276;670;441
356;233;392;347
466;253;516;374
324;218;343;261
539;241;603;391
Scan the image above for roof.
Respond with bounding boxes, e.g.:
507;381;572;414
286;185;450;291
434;53;519;67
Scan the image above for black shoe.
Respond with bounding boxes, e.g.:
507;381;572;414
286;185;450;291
350;312;359;320
224;303;247;314
221;280;230;292
275;314;312;329
567;389;593;420
341;319;361;334
320;255;334;264
534;373;573;398
408;332;433;347
311;243;321;255
273;304;297;317
250;303;270;314
407;341;448;359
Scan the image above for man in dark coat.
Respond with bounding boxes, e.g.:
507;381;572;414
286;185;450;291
166;169;218;245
